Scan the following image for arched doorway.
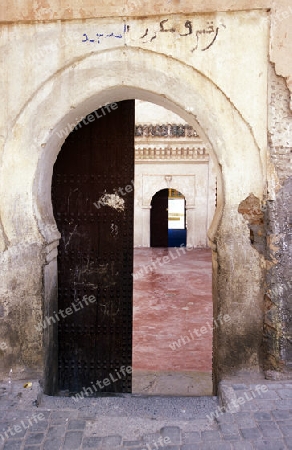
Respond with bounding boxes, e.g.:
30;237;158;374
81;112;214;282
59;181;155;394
1;48;265;395
150;188;187;247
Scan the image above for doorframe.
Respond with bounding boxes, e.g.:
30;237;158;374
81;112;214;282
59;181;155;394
150;187;187;247
150;188;169;247
1;48;265;395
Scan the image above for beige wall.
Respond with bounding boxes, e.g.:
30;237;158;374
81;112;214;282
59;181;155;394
0;1;291;388
1;1;292;96
0;10;267;389
0;0;270;21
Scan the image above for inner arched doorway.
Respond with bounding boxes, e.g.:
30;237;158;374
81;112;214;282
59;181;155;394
150;188;187;247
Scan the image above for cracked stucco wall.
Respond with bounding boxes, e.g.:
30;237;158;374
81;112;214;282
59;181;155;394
264;65;292;376
0;1;291;386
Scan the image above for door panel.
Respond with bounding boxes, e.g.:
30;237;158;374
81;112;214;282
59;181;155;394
52;100;134;394
150;189;168;247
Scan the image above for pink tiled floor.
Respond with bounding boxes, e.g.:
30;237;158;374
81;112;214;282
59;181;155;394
132;247;213;373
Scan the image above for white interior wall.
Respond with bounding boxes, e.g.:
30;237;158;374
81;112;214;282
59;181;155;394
135;100;187;124
134;160;216;247
134;101;216;247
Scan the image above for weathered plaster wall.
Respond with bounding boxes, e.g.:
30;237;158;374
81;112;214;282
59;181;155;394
1;1;292;96
270;0;292;96
0;6;287;391
2;1;292;103
0;0;270;22
264;65;292;376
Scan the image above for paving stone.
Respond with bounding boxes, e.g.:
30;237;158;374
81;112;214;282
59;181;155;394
24;432;45;445
46;425;66;437
123;447;144;450
196;420;217;432
258;422;282;438
3;425;26;439
43;437;64;450
254;412;272;421
273;399;292;409
285;439;292;450
201;430;221;441
123;441;144;447
219;423;239;435
0;401;12;412
239;427;261;440
232;443;253;450
200;443;232;450
232;384;248;391
6;412;36;421
254;389;279;400
223;435;240;442
142;433;160;443
82;436;102;448
0;422;11;433
264;384;284;389
163;447;180;450
255;400;276;410
234;412;256;428
24;447;43;450
63;431;83;449
0;381;291;450
233;390;251;398
50;410;78;424
277;389;292;399
181;446;200;450
78;413;98;420
216;413;235;424
249;384;275;392
237;401;258;412
123;447;143;450
68;419;87;430
277;421;292;436
32;411;51;420
101;434;122;447
28;419;49;431
160;427;181;444
249;441;286;450
183;431;201;443
272;409;292;420
3;441;23;450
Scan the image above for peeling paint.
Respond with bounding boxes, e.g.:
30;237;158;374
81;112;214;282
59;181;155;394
238;193;266;256
96;193;125;211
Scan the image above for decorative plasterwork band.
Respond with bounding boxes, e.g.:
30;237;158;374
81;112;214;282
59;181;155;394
135;123;199;138
135;146;209;161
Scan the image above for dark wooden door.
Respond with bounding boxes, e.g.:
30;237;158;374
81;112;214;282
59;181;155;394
52;100;134;395
150;189;168;247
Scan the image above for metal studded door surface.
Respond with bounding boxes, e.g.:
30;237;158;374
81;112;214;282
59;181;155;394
150;189;169;247
52;100;134;395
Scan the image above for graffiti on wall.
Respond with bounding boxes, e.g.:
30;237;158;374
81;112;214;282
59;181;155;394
82;18;226;52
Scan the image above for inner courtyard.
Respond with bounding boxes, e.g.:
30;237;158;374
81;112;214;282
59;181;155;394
132;247;213;396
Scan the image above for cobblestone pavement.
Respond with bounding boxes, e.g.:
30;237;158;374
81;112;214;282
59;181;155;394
0;379;292;449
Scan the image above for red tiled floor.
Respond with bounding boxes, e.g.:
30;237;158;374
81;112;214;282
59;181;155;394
133;247;213;373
